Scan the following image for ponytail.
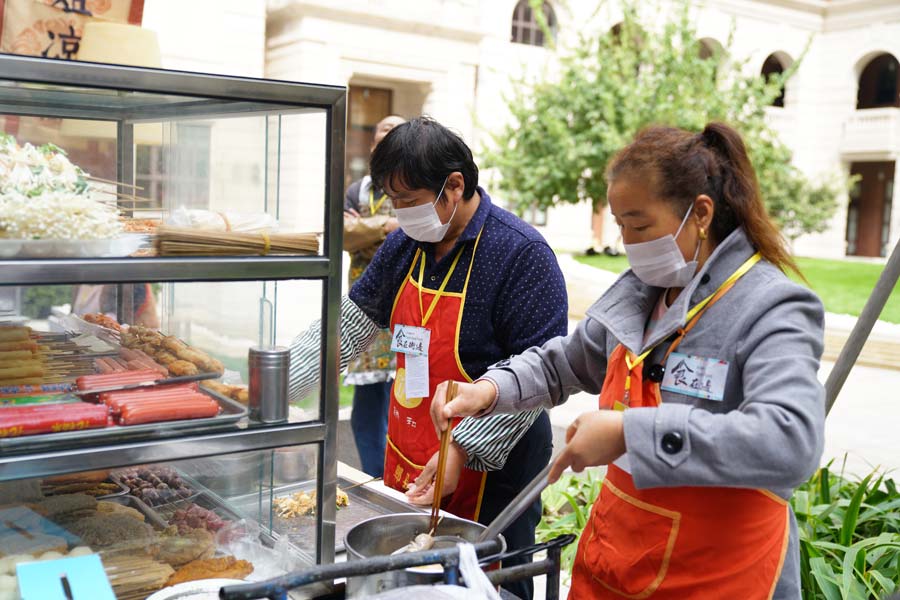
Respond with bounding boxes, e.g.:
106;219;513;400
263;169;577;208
698;123;801;279
606;122;802;279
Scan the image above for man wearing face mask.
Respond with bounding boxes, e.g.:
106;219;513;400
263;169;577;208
342;114;405;478
432;122;825;599
287;116;566;599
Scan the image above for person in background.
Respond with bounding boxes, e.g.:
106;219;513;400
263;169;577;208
432;122;825;599
290;116;567;599
342;115;405;477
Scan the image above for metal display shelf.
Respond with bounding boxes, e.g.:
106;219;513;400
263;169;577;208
0;256;331;285
0;54;346;565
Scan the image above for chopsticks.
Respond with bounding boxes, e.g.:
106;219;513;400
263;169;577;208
430;381;457;533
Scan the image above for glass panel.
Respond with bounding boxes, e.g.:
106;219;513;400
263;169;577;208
0;451;314;597
0;105;328;258
219;445;321;561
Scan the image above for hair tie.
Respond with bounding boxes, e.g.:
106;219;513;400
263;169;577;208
260;232;271;255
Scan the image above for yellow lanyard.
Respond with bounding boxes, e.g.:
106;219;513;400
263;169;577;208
369;188;387;215
622;252;762;399
415;228;484;328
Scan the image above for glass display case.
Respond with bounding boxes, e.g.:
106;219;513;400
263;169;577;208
0;53;346;595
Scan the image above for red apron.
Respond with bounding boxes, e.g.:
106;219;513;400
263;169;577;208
384;231;487;521
569;254;791;600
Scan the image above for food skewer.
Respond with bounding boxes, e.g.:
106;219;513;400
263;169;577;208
83;174;145;191
429;381;456;534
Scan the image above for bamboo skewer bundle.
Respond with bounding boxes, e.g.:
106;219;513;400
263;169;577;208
155;226;319;256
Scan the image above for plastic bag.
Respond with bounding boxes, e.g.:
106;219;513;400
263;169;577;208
366;543;501;600
214;519;305;581
167;207;278;233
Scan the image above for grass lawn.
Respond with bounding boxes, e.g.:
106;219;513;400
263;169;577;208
574;253;900;323
339;384;354;408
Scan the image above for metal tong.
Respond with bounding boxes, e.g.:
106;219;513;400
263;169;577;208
477;459;553;542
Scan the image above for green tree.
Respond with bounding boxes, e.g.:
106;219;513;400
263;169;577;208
485;0;842;241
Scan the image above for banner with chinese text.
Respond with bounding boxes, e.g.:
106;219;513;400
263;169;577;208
0;0;144;60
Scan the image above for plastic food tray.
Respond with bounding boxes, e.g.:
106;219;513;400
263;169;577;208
106;494;169;529
0;235;148;258
41;476;130;501
0;387;248;452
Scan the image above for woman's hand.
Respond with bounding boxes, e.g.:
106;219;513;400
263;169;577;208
429;380;497;434
549;410;627;483
406;441;468;506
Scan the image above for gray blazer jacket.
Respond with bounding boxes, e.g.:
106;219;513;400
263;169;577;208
484;227;825;599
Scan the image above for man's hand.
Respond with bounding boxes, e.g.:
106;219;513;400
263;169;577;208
549;410;627;483
430;380;497;435
406;441;467;506
345;208;361;218
383;217;400;234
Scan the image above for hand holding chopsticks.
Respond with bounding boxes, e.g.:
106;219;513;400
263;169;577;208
429;381;457;533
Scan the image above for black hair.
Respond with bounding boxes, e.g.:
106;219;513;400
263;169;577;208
369;116;479;201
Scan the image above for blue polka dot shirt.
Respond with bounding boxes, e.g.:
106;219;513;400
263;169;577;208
349;187;568;379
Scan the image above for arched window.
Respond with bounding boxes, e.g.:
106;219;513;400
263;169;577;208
761;53;790;108
697;38;722;61
857;53;900;109
511;0;556;47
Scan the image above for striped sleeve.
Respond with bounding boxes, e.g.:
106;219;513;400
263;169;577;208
288;295;381;402
452;408;544;472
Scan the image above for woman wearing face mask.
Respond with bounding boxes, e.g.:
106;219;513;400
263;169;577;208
431;122;825;599
288;116;566;600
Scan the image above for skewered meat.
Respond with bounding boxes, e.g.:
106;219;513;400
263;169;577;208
115;467;194;506
82;314;122;332
168;503;229;534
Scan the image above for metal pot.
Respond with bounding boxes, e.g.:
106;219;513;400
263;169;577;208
343;513;506;597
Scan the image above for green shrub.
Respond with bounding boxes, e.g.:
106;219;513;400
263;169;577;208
536;461;900;597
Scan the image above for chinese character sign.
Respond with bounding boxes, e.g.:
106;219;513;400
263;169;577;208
1;0;145;59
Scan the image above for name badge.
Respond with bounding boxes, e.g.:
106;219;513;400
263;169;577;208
391;325;430;357
660;351;728;401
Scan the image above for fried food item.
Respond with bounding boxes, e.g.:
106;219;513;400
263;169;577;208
154;351;178;366
162;337;188;354
33;493;97;521
166;360;199;376
165;556;253;586
0;328;30;343
155;528;215;567
274;487;349;518
0;480;43;504
43;470;111;487
201;381;249;405
0;341;38;353
43;482;121;497
97;501;145;522
122;218;160;234
66;513;156;548
82;314;122;332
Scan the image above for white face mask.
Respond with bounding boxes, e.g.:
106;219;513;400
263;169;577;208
394;177;457;243
624;204;700;288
